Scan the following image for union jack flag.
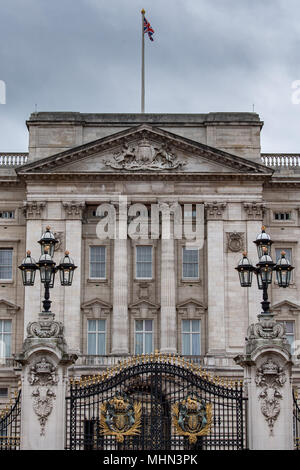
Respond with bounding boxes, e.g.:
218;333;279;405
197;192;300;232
144;16;154;41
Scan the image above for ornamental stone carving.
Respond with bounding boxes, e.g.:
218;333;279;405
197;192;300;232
27;316;64;339
246;316;290;355
32;387;56;436
62;201;85;219
104;140;186;171
28;357;58;436
226;231;245;252
255;358;286;435
23;201;46;219
204;202;227;220
243;202;265;219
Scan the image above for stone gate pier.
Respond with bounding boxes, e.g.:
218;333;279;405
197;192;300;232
235;313;294;450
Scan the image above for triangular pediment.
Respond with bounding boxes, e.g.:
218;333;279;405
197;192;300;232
129;300;159;310
0;299;20;311
177;298;207;310
271;300;300;312
17;124;271;176
81;298;112;310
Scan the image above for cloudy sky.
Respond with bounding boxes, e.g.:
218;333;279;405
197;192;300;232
0;0;300;153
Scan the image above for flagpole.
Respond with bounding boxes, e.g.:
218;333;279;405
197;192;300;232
141;8;145;113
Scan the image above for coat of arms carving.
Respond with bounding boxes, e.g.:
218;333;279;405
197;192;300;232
172;395;212;444
100;393;142;443
105;140;186;171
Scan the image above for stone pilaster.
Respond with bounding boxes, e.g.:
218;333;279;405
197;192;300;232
205;202;226;354
62;201;85;353
160;237;177;353
23;202;47;333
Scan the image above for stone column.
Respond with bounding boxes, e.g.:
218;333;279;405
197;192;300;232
62;202;85;354
235;314;294;450
111;201;129;355
243;202;266;325
160;237;177;353
16;312;77;450
205;202;227;355
23;202;46;333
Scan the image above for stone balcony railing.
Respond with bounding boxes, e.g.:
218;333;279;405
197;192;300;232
75;354;206;368
261;154;300;168
0;153;28;167
0;358;21;368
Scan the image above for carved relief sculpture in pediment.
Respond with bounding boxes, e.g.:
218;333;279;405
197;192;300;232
105;140;186;171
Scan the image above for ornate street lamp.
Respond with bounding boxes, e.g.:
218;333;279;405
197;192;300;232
236;226;294;315
19;226;77;313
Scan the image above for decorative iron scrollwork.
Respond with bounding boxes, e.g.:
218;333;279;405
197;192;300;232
172;395;212;444
100;393;142;443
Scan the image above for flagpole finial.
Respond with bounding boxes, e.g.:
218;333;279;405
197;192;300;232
141;8;145;14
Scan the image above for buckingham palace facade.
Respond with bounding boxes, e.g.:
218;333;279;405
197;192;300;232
1;110;300;405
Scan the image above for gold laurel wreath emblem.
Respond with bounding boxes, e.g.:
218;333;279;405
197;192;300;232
172;402;213;444
100;401;142;443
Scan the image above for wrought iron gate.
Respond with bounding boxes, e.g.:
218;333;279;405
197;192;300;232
0;389;21;450
65;354;247;450
293;389;300;450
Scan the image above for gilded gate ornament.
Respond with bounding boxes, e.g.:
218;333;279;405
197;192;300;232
172;395;212;444
100;393;142;443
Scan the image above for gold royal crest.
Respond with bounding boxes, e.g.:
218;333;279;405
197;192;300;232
100;393;142;443
172;395;212;444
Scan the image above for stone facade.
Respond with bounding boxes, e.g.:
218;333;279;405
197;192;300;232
1;111;300;409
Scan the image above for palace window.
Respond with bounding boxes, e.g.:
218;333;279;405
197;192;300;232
0;211;14;219
135;319;153;354
182;247;199;279
89;246;106;279
136;246;152;279
274;212;291;221
87;319;106;355
0;320;12;358
181;319;201;355
0;249;13;280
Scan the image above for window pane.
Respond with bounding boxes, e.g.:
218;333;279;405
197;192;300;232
192;334;201;355
88;320;96;332
97;333;106;355
135;333;143;354
3;320;11;333
182;333;190;355
97;320;106;332
136;246;152;278
182;248;199;279
192;320;200;333
87;333;96;354
182;320;190;333
135;320;143;332
145;333;153;353
145;320;153;332
285;321;294;334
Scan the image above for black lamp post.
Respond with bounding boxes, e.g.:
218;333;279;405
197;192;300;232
235;226;294;315
19;227;77;314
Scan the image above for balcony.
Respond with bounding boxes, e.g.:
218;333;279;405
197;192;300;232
75;354;205;369
0;358;21;368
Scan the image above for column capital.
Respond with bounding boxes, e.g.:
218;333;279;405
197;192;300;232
243;202;265;220
62;201;85;220
23;201;46;220
204;201;227;220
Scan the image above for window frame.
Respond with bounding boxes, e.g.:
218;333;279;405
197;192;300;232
0;319;12;359
135;245;153;280
181;319;201;356
182;246;200;280
87;318;107;356
134;319;154;355
0;248;13;281
89;245;107;280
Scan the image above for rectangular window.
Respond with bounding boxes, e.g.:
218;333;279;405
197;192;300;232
182;247;199;279
0;320;12;358
277;320;295;353
135;319;153;354
136;246;152;279
0;388;8;398
274;212;291;221
87;319;106;355
182;319;201;355
0;249;13;280
89;246;106;279
0;211;14;219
